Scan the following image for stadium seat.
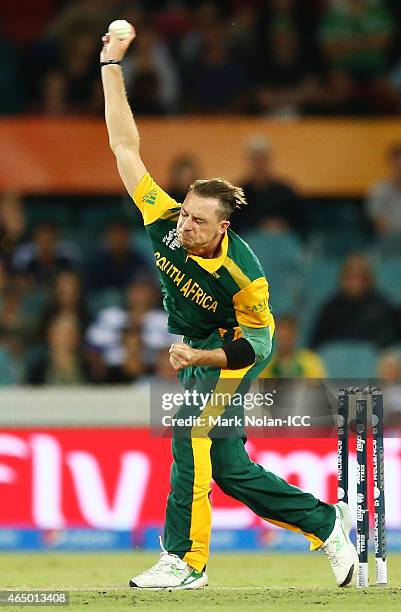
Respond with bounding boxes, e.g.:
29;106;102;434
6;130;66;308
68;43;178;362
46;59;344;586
0;348;21;386
299;258;341;345
318;342;378;378
304;199;361;233
21;288;49;320
244;230;303;316
374;235;401;260
307;228;369;258
305;200;369;256
25;202;72;229
80;205;133;240
132;230;156;266
375;259;401;305
87;289;124;317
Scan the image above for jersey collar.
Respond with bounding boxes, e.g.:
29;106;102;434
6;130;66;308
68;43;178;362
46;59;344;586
186;232;228;273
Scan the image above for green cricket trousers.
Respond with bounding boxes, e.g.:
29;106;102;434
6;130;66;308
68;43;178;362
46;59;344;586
163;331;336;572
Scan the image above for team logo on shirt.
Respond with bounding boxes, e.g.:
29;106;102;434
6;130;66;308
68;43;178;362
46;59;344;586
142;188;157;205
162;229;181;250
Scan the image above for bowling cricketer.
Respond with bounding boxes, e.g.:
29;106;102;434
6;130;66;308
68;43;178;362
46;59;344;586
100;23;358;590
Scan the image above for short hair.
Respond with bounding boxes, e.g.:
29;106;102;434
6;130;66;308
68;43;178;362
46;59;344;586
189;178;247;219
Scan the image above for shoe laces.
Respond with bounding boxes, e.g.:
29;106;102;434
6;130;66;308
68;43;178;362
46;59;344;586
139;537;186;577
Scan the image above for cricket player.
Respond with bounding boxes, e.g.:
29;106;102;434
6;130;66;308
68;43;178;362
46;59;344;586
101;25;358;590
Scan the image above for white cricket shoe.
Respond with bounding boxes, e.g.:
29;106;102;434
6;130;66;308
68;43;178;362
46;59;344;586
320;501;358;587
129;539;208;590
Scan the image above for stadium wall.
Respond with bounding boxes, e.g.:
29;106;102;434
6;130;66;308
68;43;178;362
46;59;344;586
2;119;401;196
0;388;400;552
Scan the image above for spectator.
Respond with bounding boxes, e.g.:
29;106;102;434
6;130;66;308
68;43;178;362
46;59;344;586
39;270;89;338
86;220;150;292
166;154;201;202
28;313;87;385
12;221;77;288
180;2;222;64
183;22;249;113
0;191;28;270
263;316;326;378
254;0;321;117
125;25;180;115
44;0;112;42
366;142;401;236
153;346;178;383
85;279;175;383
0;285;29;365
40;26;100;115
255;29;320;117
319;0;396;115
109;325;147;384
237;135;302;233
227;3;259;63
310;254;397;349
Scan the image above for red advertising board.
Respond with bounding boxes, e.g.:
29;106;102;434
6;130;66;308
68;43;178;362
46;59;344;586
0;430;400;529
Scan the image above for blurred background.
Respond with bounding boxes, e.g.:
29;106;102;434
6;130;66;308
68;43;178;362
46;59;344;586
1;0;401;554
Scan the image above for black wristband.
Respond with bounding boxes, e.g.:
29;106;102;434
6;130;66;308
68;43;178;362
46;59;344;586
222;338;256;370
100;60;121;67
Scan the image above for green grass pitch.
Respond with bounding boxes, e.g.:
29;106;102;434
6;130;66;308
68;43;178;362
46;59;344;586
0;552;400;611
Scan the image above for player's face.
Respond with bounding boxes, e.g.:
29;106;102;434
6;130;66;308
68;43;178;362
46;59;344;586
176;192;229;255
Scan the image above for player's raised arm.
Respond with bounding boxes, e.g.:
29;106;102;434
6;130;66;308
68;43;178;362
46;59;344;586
100;23;146;195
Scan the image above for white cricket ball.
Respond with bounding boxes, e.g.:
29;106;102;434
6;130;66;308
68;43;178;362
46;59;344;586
108;19;132;40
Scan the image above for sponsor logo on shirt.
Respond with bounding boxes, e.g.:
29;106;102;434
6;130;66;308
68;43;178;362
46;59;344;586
142;188;158;205
245;296;268;313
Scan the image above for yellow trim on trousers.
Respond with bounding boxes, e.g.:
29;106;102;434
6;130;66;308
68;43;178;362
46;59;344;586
183;437;212;571
262;517;324;550
183;368;252;570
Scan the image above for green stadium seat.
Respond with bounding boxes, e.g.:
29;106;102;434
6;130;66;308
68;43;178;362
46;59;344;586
244;230;303;316
374;235;401;260
299;259;341;345
318;342;378;378
307;228;368;258
87;288;124;317
0;348;22;386
25;202;72;229
21;288;49;322
132;230;155;266
80;205;133;240
375;260;401;305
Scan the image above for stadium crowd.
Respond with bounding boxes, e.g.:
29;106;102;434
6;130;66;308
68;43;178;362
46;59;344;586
2;0;401;117
1;0;401;398
1;135;401;388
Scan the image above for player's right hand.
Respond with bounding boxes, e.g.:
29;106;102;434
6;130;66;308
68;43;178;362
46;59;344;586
100;24;136;63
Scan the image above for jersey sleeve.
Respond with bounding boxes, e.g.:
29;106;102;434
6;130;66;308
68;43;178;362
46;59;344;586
132;172;181;226
232;276;274;329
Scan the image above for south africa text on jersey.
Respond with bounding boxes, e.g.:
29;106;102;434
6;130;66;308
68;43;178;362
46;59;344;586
154;251;218;312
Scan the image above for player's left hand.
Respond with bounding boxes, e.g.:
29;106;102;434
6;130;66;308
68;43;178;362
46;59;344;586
169;342;198;371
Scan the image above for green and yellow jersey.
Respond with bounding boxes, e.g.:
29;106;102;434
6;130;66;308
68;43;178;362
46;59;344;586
133;173;275;355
